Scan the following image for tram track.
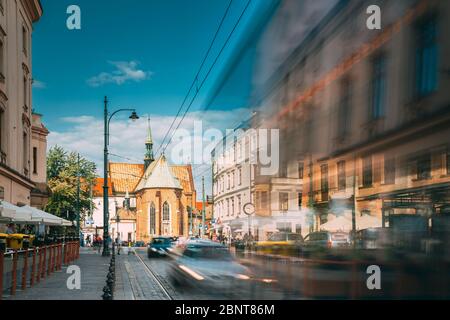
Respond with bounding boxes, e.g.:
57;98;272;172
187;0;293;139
133;248;174;300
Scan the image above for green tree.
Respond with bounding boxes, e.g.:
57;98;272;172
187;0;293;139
45;146;97;223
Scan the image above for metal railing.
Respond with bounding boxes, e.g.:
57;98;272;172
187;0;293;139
0;241;80;299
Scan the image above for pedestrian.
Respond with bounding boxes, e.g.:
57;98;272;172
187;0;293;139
6;224;15;234
127;241;132;255
115;237;121;255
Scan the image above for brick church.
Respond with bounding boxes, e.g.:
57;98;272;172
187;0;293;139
108;118;196;242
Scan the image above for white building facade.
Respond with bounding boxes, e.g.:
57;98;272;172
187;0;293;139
212;116;306;240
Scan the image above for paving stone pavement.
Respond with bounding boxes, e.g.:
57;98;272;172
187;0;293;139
4;247;110;300
113;250;171;300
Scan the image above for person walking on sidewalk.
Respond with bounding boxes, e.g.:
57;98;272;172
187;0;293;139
115;237;121;255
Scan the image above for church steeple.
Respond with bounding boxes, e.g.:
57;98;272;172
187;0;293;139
144;116;154;169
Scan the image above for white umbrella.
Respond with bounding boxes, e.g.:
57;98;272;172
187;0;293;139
61;219;73;227
319;215;352;232
0;201;33;223
22;205;63;226
356;214;381;230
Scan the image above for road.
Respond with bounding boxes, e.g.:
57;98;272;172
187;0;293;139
117;248;289;300
114;247;449;300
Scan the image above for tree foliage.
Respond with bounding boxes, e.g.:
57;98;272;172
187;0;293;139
45;146;97;222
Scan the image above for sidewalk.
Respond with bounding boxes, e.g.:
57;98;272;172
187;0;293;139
4;247;109;300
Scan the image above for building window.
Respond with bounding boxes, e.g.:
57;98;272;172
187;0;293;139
279;161;288;178
231;198;235;216
337;161;346;191
298;193;302;209
363;156;373;187
149;203;156;235
238;167;242;186
0;186;4;201
0;108;4;153
384;157;396;185
162;202;170;221
32;147;37;174
23;131;28;175
279;193;288;211
237;195;241;214
415;15;438;98
371;54;387;119
320;164;329;201
338;78;352;139
0;39;4;81
261;191;268;209
417;154;431;180
447;150;450;175
231;170;235;188
227;173;230;190
22;25;28;55
295;224;302;234
298;162;304;179
23;76;28;108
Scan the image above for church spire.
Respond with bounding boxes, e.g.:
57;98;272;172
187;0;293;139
144;116;154;169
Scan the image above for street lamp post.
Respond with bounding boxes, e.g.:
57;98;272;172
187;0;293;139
102;96;139;257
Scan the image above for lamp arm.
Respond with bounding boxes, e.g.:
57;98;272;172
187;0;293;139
106;108;136;145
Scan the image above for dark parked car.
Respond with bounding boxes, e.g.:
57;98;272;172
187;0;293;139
303;231;350;250
147;236;175;258
354;228;393;250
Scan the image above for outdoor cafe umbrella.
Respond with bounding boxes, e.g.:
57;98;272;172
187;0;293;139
319;215;352;232
61;219;73;227
0;201;33;223
22;205;63;226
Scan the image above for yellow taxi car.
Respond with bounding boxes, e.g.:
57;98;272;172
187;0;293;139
254;232;304;256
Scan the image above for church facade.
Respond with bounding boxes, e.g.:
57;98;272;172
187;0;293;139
108;118;196;242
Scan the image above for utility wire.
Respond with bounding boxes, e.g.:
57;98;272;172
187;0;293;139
160;0;253;156
155;0;234;157
109;153;142;163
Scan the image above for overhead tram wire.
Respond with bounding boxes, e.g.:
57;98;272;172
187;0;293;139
154;0;235;157
160;0;253;157
109;153;142;163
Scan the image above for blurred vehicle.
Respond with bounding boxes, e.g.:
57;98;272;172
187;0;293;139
354;228;393;250
135;241;146;247
254;232;303;256
303;231;350;250
168;240;252;292
147;236;175;258
389;214;428;252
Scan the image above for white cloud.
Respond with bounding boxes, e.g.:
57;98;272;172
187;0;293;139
47;108;250;198
87;61;152;87
32;80;47;89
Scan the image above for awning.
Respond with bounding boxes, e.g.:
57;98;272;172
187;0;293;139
61;219;73;227
0;201;33;223
319;215;352;232
22;205;63;226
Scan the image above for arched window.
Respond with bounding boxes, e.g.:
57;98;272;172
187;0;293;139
163;202;170;221
149;202;156;235
179;207;184;236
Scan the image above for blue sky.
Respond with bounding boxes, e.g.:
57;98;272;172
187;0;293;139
32;0;277;129
31;0;279;197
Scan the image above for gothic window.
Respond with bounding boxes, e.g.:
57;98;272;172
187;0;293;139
162;201;170;221
149;202;156;235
